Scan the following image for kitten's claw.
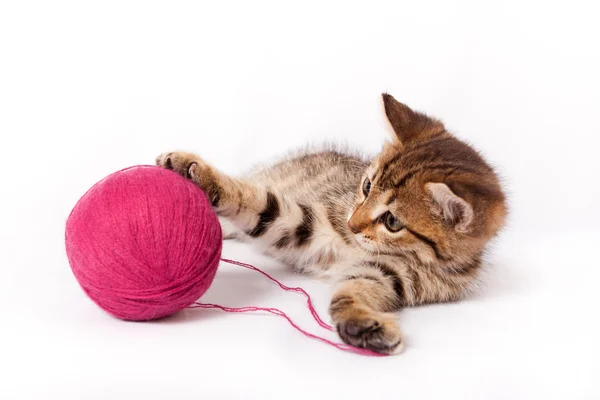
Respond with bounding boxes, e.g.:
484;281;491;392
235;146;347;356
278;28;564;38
188;162;198;180
156;151;200;180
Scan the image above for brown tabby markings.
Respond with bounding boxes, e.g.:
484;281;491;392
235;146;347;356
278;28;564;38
156;93;507;355
246;191;279;237
295;204;314;246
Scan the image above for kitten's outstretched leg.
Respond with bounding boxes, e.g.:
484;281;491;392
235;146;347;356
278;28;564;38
156;152;271;232
329;262;405;354
156;151;329;256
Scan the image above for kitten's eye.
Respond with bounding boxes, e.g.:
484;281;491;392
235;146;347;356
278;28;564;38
362;177;371;197
383;212;403;232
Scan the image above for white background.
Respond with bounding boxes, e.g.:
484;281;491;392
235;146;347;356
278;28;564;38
1;1;599;399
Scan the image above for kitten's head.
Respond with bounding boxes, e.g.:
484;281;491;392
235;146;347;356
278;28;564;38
348;94;506;269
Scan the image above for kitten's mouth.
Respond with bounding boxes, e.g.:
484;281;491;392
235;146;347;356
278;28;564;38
354;234;377;253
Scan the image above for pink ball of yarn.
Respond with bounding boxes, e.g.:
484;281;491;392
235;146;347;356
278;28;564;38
65;165;222;321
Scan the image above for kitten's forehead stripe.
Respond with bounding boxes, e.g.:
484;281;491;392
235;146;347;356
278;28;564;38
378;152;402;181
392;163;485;188
372;167;383;184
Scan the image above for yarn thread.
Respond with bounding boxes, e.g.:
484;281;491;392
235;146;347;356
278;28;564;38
190;258;384;357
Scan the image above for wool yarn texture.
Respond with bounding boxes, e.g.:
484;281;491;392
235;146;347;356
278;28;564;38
65;165;222;321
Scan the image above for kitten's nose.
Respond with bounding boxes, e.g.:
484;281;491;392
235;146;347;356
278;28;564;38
347;217;363;234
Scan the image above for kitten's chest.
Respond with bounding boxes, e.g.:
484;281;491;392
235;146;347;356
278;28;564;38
265;223;360;276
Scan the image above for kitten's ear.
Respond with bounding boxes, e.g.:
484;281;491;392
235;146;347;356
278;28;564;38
382;93;443;144
426;182;473;232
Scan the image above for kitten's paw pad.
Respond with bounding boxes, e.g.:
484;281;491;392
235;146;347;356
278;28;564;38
156;152;200;179
336;311;404;355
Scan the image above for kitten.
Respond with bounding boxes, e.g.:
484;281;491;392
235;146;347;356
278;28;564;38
156;94;507;354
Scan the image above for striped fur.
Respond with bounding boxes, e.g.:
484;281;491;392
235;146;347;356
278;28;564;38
156;93;507;354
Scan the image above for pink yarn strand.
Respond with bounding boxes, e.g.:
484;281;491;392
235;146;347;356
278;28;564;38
220;258;334;331
189;302;382;356
189;258;384;357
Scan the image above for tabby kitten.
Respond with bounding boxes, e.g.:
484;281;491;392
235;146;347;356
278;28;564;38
156;94;507;354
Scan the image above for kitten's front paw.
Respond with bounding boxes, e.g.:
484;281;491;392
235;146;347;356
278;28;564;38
156;151;202;180
156;151;222;206
332;303;404;355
